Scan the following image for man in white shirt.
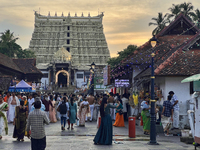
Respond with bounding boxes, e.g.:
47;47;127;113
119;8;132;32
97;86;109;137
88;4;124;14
28;94;35;113
121;94;129;121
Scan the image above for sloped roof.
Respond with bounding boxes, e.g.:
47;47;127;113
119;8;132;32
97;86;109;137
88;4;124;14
13;58;42;74
0;53;22;73
111;13;200;79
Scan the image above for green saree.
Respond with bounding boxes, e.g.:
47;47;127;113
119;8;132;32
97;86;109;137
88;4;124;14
0;102;8;135
141;110;150;133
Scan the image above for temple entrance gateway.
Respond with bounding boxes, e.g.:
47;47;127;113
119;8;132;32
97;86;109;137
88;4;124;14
58;72;67;87
55;70;70;87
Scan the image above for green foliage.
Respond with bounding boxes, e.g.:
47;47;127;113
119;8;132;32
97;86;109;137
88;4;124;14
149;2;199;35
0;29;35;58
107;45;137;68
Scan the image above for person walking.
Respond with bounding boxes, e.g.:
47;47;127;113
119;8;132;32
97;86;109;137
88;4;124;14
7;93;20;123
121;94;129;121
68;98;77;130
113;99;125;127
49;95;57;123
141;96;150;135
26;101;50;150
78;96;89;127
169;91;179;129
108;92;115;121
28;94;34;113
93;97;120;145
161;95;173;136
86;93;95;122
13;100;28;141
0;95;9;139
42;94;53;119
58;97;69;130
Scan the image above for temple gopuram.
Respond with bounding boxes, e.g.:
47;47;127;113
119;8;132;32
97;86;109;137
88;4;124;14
28;11;110;92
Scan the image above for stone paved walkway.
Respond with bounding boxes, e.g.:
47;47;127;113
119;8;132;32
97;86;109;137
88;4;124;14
0;120;198;150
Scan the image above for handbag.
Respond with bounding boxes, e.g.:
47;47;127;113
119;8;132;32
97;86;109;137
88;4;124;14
119;110;123;115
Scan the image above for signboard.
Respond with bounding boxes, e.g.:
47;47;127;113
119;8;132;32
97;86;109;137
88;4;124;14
103;65;110;86
94;77;105;89
115;79;129;87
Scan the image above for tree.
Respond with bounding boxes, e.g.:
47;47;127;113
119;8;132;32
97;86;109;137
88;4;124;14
168;4;182;21
149;12;169;35
179;2;194;20
0;29;35;58
191;9;200;28
107;45;137;68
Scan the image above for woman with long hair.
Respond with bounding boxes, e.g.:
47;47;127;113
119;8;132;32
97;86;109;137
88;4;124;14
49;95;57;123
93;97;120;145
68;98;77;130
13;100;28;141
113;99;125;127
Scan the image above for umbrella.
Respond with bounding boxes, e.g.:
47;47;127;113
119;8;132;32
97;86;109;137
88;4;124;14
181;74;200;83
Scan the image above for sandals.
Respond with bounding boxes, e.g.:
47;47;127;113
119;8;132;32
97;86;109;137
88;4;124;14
71;127;74;130
67;127;70;130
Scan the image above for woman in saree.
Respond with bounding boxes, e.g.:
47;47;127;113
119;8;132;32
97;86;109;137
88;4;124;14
22;96;28;111
13;100;28;141
49;95;57;123
93;97;120;145
113;99;125;127
0;95;9;139
141;96;150;135
78;96;89;127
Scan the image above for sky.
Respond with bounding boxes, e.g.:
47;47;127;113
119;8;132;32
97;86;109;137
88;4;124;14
0;0;200;57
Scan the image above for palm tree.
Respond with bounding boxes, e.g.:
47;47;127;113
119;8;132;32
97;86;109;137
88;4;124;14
190;9;200;28
168;4;182;21
149;13;169;35
179;2;194;20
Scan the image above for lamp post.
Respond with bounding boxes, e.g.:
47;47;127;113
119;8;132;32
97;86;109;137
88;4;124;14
149;35;159;145
14;75;17;92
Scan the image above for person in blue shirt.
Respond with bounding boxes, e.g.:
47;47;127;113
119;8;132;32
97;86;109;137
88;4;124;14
30;97;45;112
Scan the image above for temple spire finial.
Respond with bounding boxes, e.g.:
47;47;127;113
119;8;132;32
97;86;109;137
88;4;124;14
75;12;77;17
62;12;64;16
48;11;50;16
55;12;57;16
82;12;84;17
88;12;90;17
68;12;70;17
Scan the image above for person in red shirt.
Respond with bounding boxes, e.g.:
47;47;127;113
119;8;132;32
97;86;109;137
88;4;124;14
4;92;10;102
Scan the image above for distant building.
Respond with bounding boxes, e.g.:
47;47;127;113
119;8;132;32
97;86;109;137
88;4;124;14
29;12;110;90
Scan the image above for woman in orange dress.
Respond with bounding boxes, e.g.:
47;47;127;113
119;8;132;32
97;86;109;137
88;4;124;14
49;95;57;123
113;99;125;127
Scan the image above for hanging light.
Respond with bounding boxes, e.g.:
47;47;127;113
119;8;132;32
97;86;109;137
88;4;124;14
91;62;95;69
150;35;158;48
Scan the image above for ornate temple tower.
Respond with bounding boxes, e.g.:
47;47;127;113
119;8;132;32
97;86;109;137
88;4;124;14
29;11;110;88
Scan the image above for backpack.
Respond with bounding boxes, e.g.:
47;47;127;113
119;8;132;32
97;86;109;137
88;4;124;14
59;102;67;114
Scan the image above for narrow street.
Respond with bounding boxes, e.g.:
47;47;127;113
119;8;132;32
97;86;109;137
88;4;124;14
0;120;196;150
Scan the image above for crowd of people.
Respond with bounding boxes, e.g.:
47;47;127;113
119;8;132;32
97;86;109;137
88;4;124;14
0;91;129;148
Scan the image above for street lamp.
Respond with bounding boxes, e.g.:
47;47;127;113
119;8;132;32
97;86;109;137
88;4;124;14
14;75;17;92
149;35;159;145
91;62;95;69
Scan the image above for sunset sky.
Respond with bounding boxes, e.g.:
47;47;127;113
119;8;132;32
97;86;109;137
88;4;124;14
0;0;200;57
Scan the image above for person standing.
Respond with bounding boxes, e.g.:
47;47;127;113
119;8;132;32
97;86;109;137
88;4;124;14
161;95;173;136
169;91;179;129
4;92;10;103
13;100;28;141
58;97;69;130
108;92;115;121
113;99;125;127
26;101;50;150
78;96;89;127
68;98;77;130
93;97;120;145
7;93;20;123
141;96;150;135
121;94;129;121
0;95;9;139
28;94;34;113
42;94;53;119
49;95;57;123
86;93;95;122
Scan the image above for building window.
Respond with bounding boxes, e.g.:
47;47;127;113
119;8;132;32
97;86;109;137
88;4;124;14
67;47;70;52
68;26;70;30
43;73;48;78
67;33;70;37
77;74;83;79
67;39;70;44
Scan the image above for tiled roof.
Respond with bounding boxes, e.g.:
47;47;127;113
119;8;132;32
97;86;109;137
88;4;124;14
0;53;22;73
13;58;43;74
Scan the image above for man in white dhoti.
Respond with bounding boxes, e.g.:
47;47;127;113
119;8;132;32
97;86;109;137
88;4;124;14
0;95;9;139
28;94;34;113
169;91;179;129
7;93;19;123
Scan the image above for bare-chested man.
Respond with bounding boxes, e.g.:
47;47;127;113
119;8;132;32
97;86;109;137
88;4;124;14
7;93;20;123
86;93;95;122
